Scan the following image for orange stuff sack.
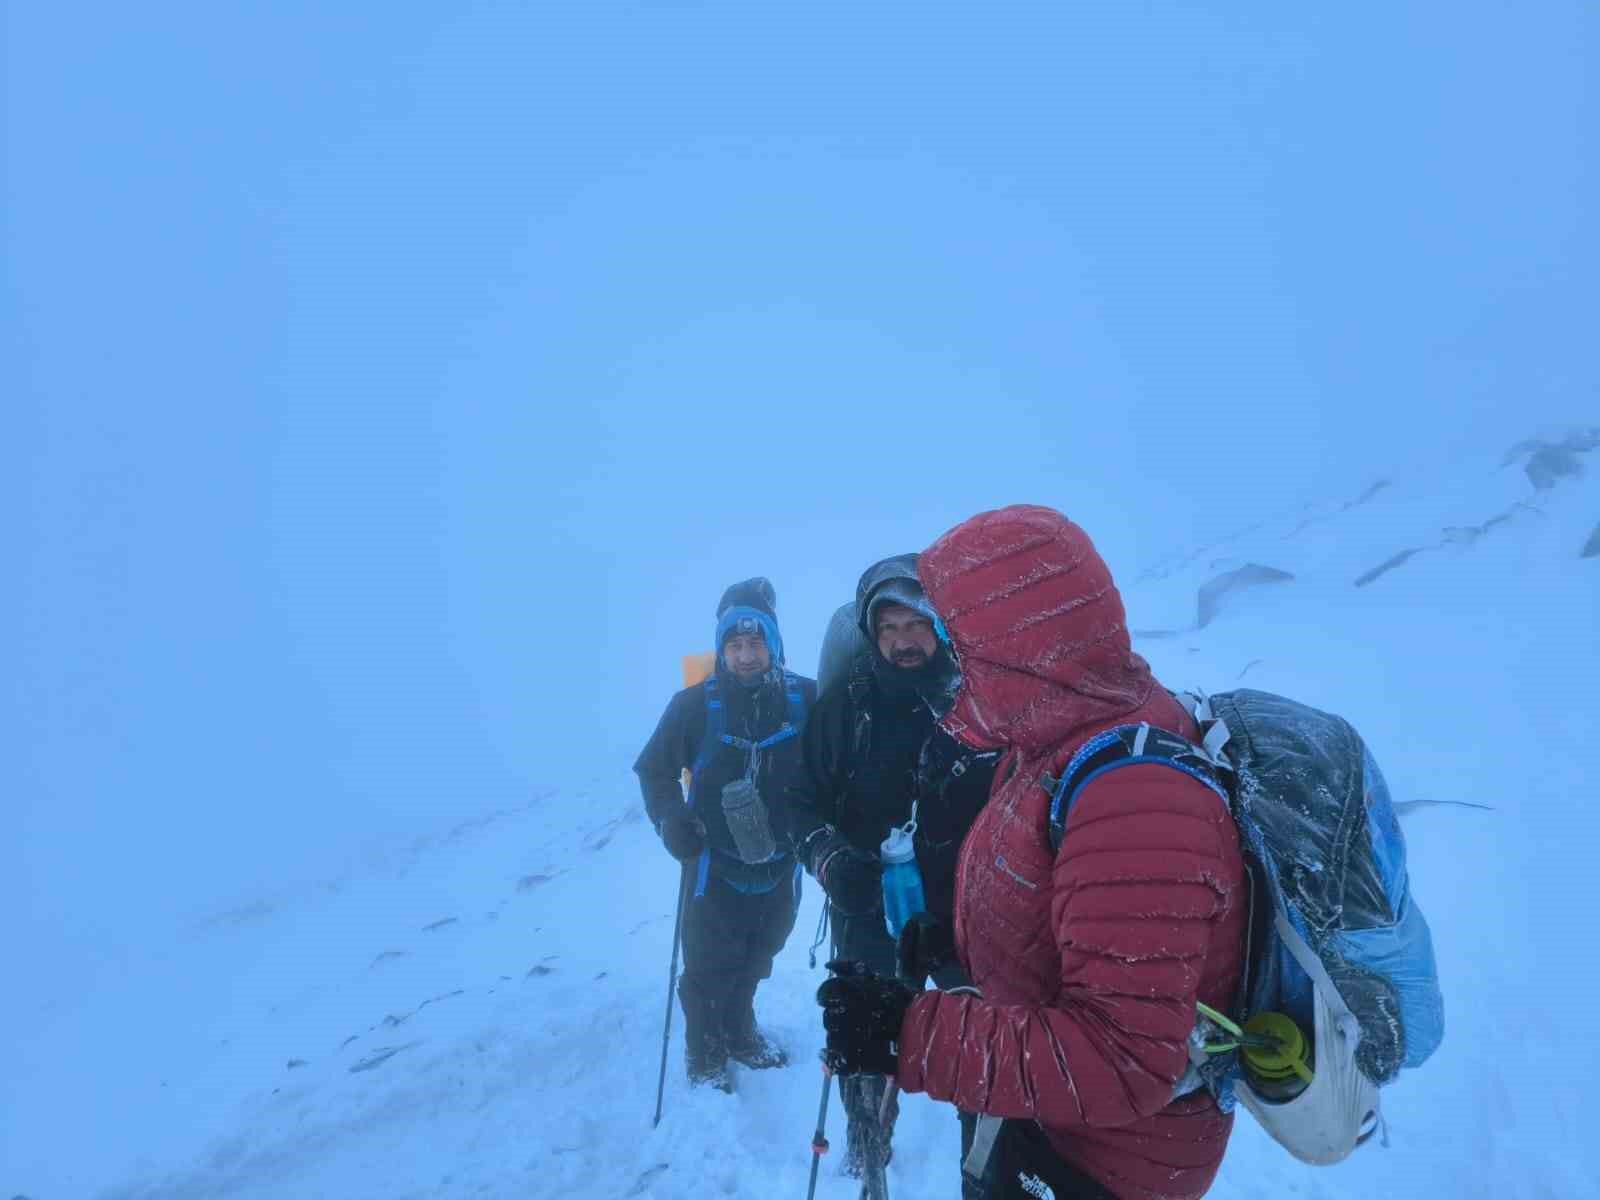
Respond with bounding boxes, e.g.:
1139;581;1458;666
679;652;717;790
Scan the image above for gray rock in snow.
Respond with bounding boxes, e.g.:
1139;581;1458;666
1196;564;1295;628
1524;445;1585;491
1355;547;1427;588
1502;428;1599;489
1342;479;1391;510
627;1165;671;1196
349;1043;418;1073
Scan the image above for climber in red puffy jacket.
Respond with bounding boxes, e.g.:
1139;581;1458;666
819;505;1248;1200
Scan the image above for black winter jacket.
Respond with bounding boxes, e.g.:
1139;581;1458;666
635;668;818;891
787;657;996;926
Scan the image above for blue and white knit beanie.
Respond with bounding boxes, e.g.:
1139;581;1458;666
715;577;784;665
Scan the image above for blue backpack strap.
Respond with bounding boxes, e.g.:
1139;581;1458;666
1048;723;1230;853
689;676;727;803
686;677;728;897
689;673;805;896
725;671;809;758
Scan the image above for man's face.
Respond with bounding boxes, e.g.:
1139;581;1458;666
722;630;772;680
875;603;939;669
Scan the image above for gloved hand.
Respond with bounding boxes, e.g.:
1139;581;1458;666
658;809;707;861
816;959;916;1077
816;841;883;916
896;912;956;987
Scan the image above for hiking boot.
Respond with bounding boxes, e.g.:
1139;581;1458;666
686;1052;735;1094
722;980;788;1069
686;1034;734;1094
726;1025;789;1070
680;981;732;1093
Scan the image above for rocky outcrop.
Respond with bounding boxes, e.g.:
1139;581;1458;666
1196;564;1295;628
1503;428;1599;491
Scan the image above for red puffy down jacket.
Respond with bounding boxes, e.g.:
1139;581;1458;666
895;505;1248;1200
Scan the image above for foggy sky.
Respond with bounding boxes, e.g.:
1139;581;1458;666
5;2;1594;959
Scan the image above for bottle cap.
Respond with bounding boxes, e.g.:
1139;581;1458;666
880;825;916;864
1242;1012;1314;1085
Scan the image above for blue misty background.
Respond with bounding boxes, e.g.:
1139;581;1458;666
4;3;1593;976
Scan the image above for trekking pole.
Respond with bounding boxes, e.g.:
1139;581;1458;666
805;1061;834;1200
863;956;925;1196
653;863;692;1127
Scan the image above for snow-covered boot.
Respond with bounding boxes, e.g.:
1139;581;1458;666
685;1037;734;1093
681;984;734;1093
724;979;789;1069
727;1024;789;1070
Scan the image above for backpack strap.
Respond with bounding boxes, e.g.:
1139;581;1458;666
689;672;807;896
696;672;810;784
688;675;727;802
846;653;874;759
720;670;808;766
683;678;732;897
783;669;809;728
1173;690;1235;765
1047;722;1231;853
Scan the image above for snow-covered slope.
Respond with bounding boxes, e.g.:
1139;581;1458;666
8;435;1598;1200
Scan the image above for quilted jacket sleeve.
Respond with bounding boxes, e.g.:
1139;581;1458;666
633;687;701;826
896;763;1244;1129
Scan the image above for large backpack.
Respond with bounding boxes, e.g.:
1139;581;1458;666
1048;688;1445;1165
816;601;877;761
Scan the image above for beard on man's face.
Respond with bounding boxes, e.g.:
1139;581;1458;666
889;646;930;669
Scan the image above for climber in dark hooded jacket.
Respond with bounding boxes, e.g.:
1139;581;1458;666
788;555;998;1188
634;577;818;1092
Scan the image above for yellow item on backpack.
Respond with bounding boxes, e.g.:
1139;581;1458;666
680;652;717;791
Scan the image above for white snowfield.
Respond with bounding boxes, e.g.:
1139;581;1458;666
7;439;1597;1200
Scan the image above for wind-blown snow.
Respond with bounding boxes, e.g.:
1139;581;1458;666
6;441;1597;1200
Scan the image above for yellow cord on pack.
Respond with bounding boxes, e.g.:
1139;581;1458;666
1239;1012;1314;1084
1196;1001;1245;1052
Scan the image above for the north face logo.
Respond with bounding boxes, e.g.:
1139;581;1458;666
1017;1171;1055;1200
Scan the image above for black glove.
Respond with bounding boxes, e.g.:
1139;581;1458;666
896;912;956;988
658;809;706;861
808;833;882;916
816;959;916;1077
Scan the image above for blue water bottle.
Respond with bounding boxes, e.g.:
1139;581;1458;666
880;824;926;940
